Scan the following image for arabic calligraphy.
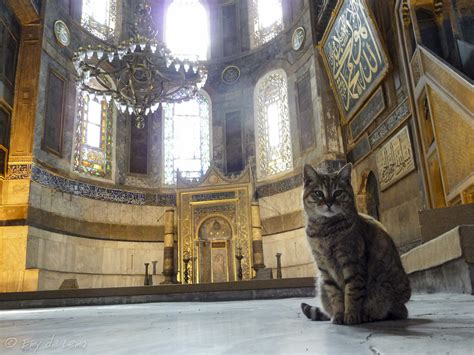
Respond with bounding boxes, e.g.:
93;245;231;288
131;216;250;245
376;126;415;190
322;0;388;118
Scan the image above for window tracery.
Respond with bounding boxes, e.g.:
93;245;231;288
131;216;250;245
255;70;293;179
249;0;283;48
163;92;211;185
81;0;117;41
73;93;113;178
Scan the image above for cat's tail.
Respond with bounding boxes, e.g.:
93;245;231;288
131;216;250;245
301;303;330;321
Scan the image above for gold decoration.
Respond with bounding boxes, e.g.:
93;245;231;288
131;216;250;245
376;126;416;190
319;0;390;121
177;166;253;283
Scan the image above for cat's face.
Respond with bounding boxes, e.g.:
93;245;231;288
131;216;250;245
303;163;356;219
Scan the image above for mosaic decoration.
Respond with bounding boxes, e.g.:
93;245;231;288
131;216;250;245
221;65;240;84
320;0;389;121
73;94;113;179
376;125;416;190
255;70;293;179
163;92;210;185
369;98;410;148
249;0;283;47
81;0;117;41
350;86;385;140
32;165;176;206
256;173;303;198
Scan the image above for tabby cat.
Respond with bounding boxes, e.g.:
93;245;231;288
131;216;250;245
301;163;411;325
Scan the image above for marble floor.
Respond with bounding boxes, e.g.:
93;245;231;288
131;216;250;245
0;294;473;354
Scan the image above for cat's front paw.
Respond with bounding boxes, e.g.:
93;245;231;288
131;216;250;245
344;312;362;325
332;312;344;324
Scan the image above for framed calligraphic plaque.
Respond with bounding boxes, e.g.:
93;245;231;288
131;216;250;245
375;126;415;191
319;0;390;122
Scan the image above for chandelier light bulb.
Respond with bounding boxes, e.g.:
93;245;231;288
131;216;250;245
150;44;157;53
107;52;114;62
174;62;180;71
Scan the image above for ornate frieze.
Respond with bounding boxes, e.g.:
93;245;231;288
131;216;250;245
350;86;385;140
256;174;303;198
369;99;411;149
191;191;236;202
31;165;176;206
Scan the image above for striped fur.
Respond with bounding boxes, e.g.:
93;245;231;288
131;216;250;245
301;163;411;325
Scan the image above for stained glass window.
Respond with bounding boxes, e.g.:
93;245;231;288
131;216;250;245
163;92;211;185
73;92;113;178
255;69;292;179
165;0;209;60
81;0;117;40
249;0;283;48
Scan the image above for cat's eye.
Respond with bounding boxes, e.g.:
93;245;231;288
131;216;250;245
312;190;324;199
333;190;343;198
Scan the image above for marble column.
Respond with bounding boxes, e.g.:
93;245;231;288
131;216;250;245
161;209;175;284
251;203;265;272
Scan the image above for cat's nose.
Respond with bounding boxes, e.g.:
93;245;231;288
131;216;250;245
325;202;333;209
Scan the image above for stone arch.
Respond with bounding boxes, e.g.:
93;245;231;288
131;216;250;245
356;170;381;220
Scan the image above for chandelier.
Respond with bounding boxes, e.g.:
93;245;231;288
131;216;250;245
72;0;208;128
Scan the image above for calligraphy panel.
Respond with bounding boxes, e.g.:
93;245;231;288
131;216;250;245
375;126;415;190
320;0;389;121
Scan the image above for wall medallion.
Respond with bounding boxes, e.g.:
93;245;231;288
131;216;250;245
221;65;240;84
292;27;306;51
319;0;390;122
53;20;71;47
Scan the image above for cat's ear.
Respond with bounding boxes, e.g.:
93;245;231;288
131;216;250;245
304;164;319;186
338;163;352;182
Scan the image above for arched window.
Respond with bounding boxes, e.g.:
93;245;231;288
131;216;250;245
163;91;211;185
81;0;117;40
73;82;113;178
254;69;292;179
165;0;209;60
249;0;283;48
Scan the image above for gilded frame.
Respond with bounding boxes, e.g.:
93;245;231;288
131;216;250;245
319;0;390;122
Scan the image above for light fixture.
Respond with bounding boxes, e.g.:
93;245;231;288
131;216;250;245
72;0;208;128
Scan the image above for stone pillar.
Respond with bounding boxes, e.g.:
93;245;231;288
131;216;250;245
161;209;175;284
251;202;265;272
276;253;282;279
